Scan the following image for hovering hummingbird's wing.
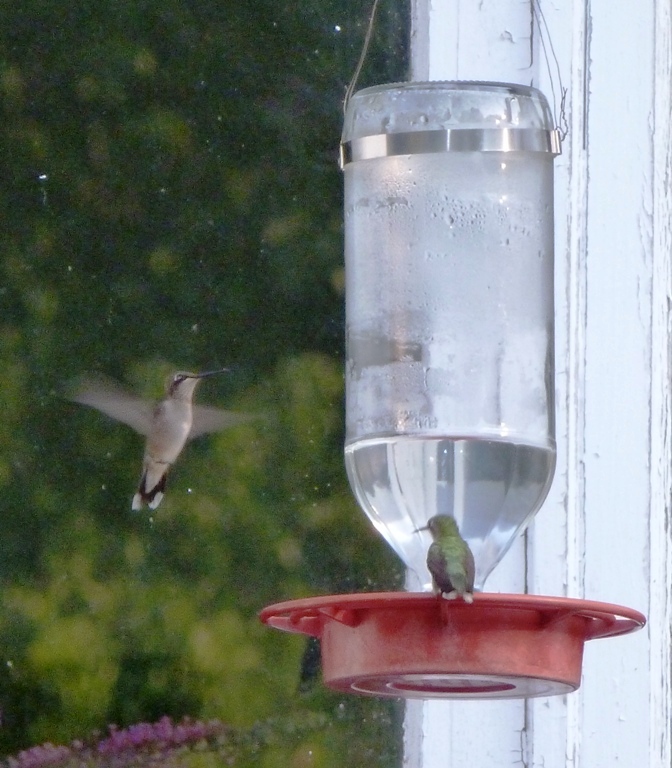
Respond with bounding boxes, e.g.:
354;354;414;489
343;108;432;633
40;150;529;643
189;405;254;439
67;374;155;436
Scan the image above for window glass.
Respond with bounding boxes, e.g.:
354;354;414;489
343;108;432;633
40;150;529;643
0;1;408;765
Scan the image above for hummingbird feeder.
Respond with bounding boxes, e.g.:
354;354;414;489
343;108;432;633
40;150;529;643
261;82;645;698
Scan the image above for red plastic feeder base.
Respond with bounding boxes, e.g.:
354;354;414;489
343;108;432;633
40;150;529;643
260;593;645;699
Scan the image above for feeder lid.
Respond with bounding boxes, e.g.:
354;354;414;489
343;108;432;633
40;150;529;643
340;81;562;166
260;592;645;699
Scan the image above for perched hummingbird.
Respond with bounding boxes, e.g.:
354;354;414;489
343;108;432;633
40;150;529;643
416;515;475;603
69;369;251;511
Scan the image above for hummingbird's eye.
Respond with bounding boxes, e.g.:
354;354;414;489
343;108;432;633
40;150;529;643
169;374;187;394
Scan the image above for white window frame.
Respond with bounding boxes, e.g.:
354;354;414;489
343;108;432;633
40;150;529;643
405;2;672;765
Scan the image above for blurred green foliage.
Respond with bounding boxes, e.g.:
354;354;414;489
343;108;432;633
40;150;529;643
0;0;408;764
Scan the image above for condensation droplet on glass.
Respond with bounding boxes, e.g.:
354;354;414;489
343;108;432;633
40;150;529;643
334;24;342;32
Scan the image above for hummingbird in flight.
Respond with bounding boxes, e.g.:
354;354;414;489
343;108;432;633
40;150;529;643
69;369;250;510
416;515;475;603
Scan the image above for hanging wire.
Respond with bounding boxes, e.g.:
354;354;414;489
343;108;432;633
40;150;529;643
531;0;569;140
343;0;382;115
343;0;568;140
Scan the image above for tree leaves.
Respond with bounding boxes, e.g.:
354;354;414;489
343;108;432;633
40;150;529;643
0;0;407;763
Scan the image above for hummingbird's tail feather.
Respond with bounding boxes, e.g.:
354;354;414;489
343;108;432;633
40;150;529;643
132;467;168;511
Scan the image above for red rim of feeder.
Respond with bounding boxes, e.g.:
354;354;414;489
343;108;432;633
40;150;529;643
259;592;646;700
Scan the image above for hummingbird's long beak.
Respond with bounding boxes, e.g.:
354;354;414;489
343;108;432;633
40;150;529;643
192;368;229;379
413;524;429;534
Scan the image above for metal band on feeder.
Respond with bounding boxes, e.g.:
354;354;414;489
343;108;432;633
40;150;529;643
340;126;562;166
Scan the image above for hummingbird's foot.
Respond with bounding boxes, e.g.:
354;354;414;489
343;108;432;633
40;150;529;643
441;590;459;601
440;590;474;603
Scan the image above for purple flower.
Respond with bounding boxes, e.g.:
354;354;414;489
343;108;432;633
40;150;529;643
5;744;72;768
3;717;231;768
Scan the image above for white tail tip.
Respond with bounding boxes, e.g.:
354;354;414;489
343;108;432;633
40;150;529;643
148;492;164;510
